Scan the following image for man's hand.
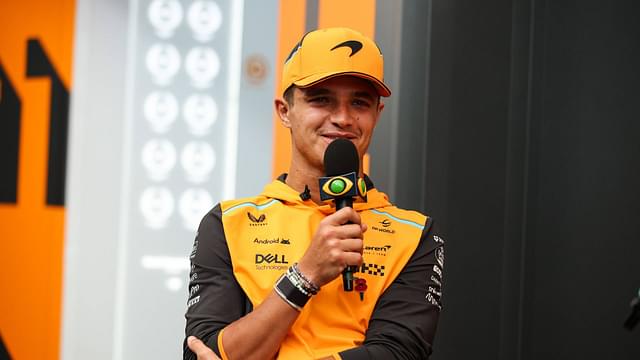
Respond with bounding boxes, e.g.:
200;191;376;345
187;336;221;360
298;207;367;287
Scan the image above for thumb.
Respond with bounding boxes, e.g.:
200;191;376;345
187;336;218;359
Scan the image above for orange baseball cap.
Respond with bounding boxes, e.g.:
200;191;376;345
281;27;391;97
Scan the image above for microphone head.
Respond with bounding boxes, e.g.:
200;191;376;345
323;138;359;176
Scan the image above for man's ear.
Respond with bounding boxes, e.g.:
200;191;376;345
374;100;385;126
274;98;292;129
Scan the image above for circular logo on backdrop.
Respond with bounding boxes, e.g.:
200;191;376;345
144;91;179;133
146;43;181;85
245;54;269;85
181;141;216;183
183;94;217;135
141;139;177;181
140;187;175;229
185;46;220;88
179;188;214;231
148;0;183;38
187;0;223;42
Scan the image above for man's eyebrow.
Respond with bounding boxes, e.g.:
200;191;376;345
353;91;375;101
301;88;376;100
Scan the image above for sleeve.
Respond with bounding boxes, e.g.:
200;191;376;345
183;204;250;360
339;217;445;360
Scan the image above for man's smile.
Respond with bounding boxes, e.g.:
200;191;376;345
320;131;358;142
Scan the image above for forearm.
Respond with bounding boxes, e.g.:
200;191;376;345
340;217;444;359
221;291;300;360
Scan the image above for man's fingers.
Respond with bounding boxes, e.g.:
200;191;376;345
325;207;361;225
187;336;220;360
187;336;207;354
342;251;364;267
335;223;364;239
339;238;364;253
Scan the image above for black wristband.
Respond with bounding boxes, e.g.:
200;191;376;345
274;274;311;311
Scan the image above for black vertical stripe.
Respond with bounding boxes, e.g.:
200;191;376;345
0;331;11;360
26;38;69;206
0;61;21;204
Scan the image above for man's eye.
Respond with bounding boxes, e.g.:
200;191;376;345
353;99;371;107
310;97;329;104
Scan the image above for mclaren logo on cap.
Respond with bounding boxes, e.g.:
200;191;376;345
331;40;363;57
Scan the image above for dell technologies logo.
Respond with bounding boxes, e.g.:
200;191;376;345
255;253;289;265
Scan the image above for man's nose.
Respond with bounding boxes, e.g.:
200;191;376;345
331;102;354;127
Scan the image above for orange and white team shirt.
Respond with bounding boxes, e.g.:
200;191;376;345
185;175;444;360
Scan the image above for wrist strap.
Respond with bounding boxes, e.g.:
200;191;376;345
274;273;311;311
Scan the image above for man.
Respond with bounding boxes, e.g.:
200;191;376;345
184;27;444;360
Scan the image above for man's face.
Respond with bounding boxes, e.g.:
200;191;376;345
277;76;384;173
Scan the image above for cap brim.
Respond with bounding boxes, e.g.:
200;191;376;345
293;71;392;97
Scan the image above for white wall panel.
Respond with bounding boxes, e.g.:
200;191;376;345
63;1;278;358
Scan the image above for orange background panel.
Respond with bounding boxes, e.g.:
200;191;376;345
272;0;377;178
318;0;376;37
0;0;75;359
272;0;306;178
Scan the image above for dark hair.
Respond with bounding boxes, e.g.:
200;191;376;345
283;86;295;105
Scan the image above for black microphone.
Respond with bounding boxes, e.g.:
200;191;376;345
320;138;360;291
